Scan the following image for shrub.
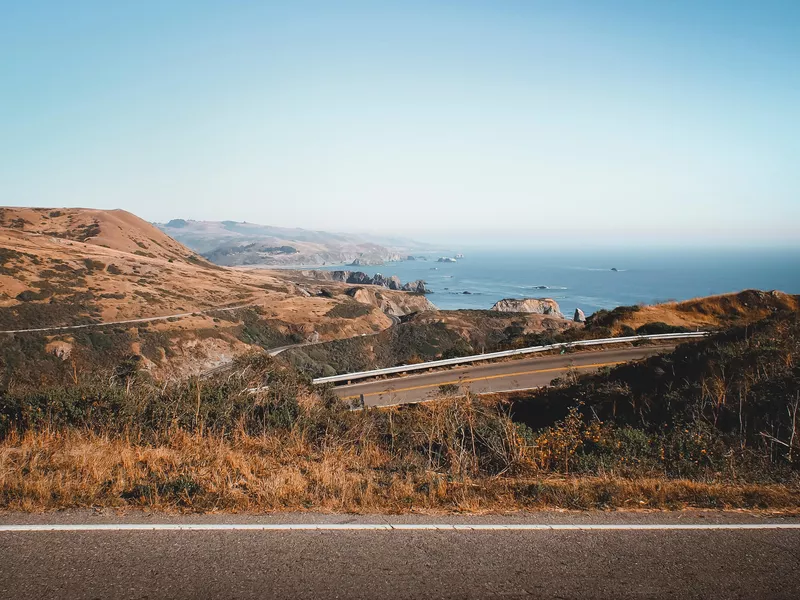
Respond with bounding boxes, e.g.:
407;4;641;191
234;308;299;349
0;300;99;330
635;322;690;335
585;305;641;330
83;258;106;272
16;289;51;302
324;302;372;319
510;312;800;482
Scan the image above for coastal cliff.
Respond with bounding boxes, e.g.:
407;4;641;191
490;298;564;318
299;270;431;293
345;287;437;317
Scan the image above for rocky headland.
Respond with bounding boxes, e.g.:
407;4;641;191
299;270;432;294
490;298;565;318
344;286;437;317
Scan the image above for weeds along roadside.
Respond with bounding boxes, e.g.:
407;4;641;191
0;353;540;511
1;311;800;511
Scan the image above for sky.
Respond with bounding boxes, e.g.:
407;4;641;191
1;1;798;246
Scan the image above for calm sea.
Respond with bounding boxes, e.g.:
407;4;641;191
316;247;800;317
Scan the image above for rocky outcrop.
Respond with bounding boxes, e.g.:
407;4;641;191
573;308;586;323
437;257;457;263
350;258;383;266
372;274;402;290
345;287;437;317
401;280;430;294
299;270;431;293
490;298;564;318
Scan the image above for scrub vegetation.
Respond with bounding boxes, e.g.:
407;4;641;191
284;291;799;380
1;310;798;513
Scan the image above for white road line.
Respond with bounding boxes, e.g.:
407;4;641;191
0;523;798;532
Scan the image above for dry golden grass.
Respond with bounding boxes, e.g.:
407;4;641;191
609;290;799;334
2;428;797;513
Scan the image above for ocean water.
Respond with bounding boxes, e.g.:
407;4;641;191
317;247;800;317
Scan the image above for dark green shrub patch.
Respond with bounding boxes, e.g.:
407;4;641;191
324;302;372;319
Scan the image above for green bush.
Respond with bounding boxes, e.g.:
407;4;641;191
635;322;690;335
585;305;641;330
324;302;372;319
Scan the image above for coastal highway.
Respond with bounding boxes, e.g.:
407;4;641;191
333;346;672;406
1;512;798;599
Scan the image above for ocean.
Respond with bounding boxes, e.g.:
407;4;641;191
316;247;800;317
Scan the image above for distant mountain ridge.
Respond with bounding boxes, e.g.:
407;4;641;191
155;219;433;267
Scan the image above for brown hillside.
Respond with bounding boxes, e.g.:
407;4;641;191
590;290;799;334
0;207;434;380
0;207;202;265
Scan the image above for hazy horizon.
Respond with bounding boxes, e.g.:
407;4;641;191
2;1;798;246
154;214;799;250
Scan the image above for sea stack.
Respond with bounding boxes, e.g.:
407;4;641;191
573;308;586;323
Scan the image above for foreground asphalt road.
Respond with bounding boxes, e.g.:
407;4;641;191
335;346;672;406
1;511;798;600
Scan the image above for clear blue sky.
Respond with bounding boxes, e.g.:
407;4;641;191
2;1;798;245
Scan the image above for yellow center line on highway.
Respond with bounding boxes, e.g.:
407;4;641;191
341;361;624;399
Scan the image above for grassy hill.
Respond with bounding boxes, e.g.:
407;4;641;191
0;207;431;383
508;308;800;484
1;207;208;265
586;289;799;335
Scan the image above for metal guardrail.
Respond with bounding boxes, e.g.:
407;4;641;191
312;332;709;385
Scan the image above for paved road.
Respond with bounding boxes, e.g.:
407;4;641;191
335;346;671;406
0;302;258;335
1;512;797;599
